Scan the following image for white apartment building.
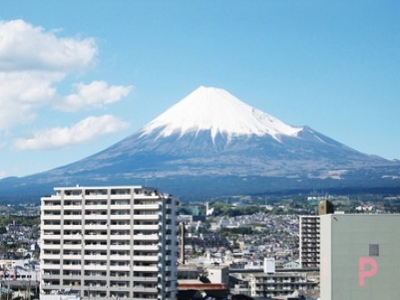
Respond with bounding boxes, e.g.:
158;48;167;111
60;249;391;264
230;272;318;298
299;215;320;269
40;185;179;300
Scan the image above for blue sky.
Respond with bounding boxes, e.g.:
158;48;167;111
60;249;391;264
0;1;399;178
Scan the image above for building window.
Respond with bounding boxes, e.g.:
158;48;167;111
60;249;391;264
369;244;379;256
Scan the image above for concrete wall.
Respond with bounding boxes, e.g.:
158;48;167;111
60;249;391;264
207;266;229;286
320;214;400;300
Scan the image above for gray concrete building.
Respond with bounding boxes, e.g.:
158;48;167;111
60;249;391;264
299;215;320;268
320;214;400;300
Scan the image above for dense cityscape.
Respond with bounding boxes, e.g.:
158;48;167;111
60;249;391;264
0;191;399;300
1;1;399;300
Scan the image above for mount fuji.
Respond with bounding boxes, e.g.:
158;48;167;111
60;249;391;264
1;86;400;201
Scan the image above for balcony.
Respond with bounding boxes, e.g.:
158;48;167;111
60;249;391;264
133;245;159;251
84;272;107;278
132;255;159;262
83;254;107;261
109;264;131;272
63;264;83;271
133;265;158;272
109;244;131;251
134;204;160;210
84;204;108;210
109;224;131;230
84;214;108;220
64;204;83;210
109;254;130;261
63;234;84;241
42;233;61;239
83;194;107;200
82;243;107;249
42;264;61;270
133;225;159;231
134;234;159;241
62;215;83;220
41;283;62;291
110;194;132;200
82;232;109;238
109;214;131;220
109;204;131;210
133;214;160;221
42;244;62;249
64;225;84;231
132;276;158;283
43;205;62;211
83;264;108;271
42;225;61;231
42;276;62;284
63;194;82;200
109;284;130;290
42;215;62;220
132;285;158;293
63;203;83;208
108;235;130;241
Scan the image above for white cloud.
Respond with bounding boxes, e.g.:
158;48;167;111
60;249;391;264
57;81;133;112
0;19;97;72
0;19;97;130
0;71;59;129
0;19;132;131
14;115;129;150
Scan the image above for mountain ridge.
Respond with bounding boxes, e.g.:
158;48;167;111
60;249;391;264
0;86;399;201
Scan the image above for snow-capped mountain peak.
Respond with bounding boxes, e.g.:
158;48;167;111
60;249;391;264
141;86;303;141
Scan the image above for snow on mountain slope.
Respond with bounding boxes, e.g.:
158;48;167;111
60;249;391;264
140;86;303;141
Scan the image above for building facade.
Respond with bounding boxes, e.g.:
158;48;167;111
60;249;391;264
299;216;320;268
206;265;229;286
40;186;179;300
249;272;318;298
320;214;400;300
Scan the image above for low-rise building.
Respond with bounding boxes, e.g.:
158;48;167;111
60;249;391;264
249;272;318;298
231;271;318;298
206;264;229;286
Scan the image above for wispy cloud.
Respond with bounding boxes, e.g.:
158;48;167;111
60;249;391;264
57;81;133;112
14;115;129;150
